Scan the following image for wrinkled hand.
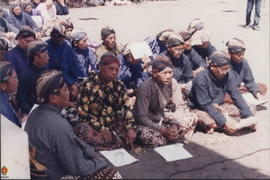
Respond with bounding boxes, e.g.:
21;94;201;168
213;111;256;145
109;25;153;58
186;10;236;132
100;129;114;144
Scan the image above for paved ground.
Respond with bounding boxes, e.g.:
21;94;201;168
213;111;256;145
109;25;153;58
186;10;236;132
70;0;270;179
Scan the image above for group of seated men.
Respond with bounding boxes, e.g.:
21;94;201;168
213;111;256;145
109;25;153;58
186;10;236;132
0;8;268;179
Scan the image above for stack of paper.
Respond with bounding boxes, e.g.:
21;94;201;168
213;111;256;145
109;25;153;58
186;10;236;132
154;143;193;162
129;41;153;59
100;148;138;167
242;93;268;106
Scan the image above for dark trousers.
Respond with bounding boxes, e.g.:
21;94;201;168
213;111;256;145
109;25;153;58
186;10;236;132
246;0;262;26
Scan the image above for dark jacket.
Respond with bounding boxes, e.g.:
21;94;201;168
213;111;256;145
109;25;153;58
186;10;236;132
189;68;253;126
7;11;38;30
47;38;79;85
184;48;207;71
25;104;107;178
230;59;258;96
54;2;69;15
0;91;21;127
17;63;48;114
160;50;193;83
193;43;216;61
72;46;97;80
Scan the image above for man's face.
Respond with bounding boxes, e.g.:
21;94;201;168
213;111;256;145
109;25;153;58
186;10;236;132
103;33;116;50
76;37;89;50
53;83;70;108
210;64;230;79
35;51;49;67
153;67;173;85
2;70;19;94
25;5;33;14
168;44;185;59
99;63;119;82
230;51;245;64
13;6;22;16
18;36;35;50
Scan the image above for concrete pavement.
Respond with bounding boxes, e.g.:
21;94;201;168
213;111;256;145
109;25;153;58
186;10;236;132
70;0;270;178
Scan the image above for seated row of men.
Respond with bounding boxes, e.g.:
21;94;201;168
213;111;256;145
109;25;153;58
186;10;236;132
0;18;267;179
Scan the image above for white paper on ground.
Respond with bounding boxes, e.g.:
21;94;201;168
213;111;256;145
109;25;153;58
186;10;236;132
129;41;153;59
154;143;193;162
100;148;138;167
242;93;268;106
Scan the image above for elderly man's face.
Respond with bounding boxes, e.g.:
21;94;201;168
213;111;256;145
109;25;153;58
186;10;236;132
230;51;245;64
13;6;22;16
35;51;49;68
18;36;36;50
1;70;19;94
76;37;89;50
104;34;116;50
168;44;185;59
153;67;173;85
99;62;119;82
53;83;70;108
210;64;230;79
25;5;33;14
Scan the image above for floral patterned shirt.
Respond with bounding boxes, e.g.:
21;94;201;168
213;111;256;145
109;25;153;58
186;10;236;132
77;72;135;132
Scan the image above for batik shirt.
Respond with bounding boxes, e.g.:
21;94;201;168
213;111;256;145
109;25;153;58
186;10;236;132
77;72;135;132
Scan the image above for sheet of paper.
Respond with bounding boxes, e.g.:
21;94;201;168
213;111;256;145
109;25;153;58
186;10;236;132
21;104;39;130
154;143;193;162
129;41;153;59
100;148;138;167
242;93;268;106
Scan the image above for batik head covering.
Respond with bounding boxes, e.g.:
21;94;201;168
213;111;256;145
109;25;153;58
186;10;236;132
0;61;13;83
156;29;174;42
101;26;115;40
15;27;36;40
36;70;65;104
226;38;246;53
190;30;210;46
151;57;173;73
166;32;185;48
71;31;87;42
27;41;48;62
187;18;204;34
99;53;120;66
178;30;192;42
209;51;230;67
50;24;66;38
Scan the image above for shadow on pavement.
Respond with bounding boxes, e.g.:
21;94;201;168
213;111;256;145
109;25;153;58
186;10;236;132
116;142;270;179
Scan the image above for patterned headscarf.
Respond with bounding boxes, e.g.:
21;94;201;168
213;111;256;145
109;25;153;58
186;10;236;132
166;32;185;48
187;18;204;34
190;30;210;46
50;24;66;38
0;61;13;83
27;40;48;61
226;38;246;53
36;70;65;104
156;29;174;42
209;51;230;67
99;53;120;66
101;26;115;40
